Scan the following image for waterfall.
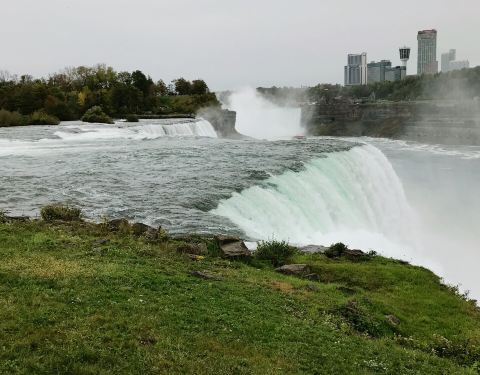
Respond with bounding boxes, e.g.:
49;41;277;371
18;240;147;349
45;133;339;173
225;88;303;140
212;144;419;256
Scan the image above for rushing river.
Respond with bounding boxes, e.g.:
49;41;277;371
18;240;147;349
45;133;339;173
1;115;479;299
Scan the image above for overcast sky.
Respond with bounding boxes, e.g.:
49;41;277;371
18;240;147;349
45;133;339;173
2;0;479;90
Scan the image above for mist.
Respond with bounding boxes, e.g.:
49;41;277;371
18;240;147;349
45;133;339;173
224;88;304;140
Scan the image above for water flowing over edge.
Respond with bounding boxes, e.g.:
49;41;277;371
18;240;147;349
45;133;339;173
212;144;420;259
0;119;217;156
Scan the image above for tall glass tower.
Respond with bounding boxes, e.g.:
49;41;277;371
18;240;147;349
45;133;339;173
417;30;438;75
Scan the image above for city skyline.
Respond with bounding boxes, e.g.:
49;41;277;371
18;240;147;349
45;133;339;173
1;0;479;90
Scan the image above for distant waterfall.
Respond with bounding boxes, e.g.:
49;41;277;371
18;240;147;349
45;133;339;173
53;119;218;141
225;88;303;140
212;144;418;256
135;120;218;139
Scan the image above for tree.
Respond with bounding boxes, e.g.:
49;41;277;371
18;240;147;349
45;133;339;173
173;78;192;95
190;79;209;95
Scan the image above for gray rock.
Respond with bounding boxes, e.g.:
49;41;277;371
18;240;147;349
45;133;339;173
275;264;310;276
386;314;400;326
219;241;251;258
107;218;129;232
132;222;152;236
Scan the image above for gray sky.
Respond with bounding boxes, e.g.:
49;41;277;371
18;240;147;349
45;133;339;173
2;0;479;90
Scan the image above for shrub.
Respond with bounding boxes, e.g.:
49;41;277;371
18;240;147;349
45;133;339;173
125;114;139;122
40;204;82;222
27;110;60;125
0;210;6;223
81;106;114;124
255;240;296;266
0;109;26;126
325;242;348;258
338;300;394;337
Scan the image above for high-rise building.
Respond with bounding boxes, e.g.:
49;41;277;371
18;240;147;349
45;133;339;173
441;49;469;72
417;29;438;75
344;53;367;86
385;66;407;82
367;60;392;83
441;49;456;72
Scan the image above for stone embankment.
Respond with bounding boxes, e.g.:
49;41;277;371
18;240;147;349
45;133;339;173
301;100;480;145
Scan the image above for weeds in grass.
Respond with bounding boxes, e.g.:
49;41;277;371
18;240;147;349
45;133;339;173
40;204;82;222
254;240;296;266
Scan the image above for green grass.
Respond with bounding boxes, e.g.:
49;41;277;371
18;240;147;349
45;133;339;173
0;220;479;374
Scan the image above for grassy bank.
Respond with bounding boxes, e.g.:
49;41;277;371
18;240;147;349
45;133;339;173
0;216;479;374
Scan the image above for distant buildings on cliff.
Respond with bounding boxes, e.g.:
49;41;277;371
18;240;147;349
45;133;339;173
441;49;470;73
344;29;470;86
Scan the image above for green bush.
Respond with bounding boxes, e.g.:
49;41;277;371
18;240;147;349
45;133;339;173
81;106;114;124
40;204;82;222
125;114;139;122
254;240;296;266
27;110;60;125
325;242;348;258
0;109;26;127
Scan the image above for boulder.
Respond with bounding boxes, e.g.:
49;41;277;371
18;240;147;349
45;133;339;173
219;241;251;258
132;222;152;236
144;226;168;242
107;218;129;232
386;314;400;326
275;264;310;276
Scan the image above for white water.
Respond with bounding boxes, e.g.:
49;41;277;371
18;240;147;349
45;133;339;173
213;144;424;261
56;119;218;141
0;119;217;157
226;88;304;139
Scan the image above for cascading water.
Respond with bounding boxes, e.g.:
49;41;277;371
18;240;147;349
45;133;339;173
225;88;304;140
0;119;217;157
212;144;420;259
56;119;218;141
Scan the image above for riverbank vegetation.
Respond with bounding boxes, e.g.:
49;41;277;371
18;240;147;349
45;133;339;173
0;109;59;126
1;206;479;374
0;65;219;127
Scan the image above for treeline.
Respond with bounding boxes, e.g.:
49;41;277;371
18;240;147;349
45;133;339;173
308;66;480;103
0;65;219;126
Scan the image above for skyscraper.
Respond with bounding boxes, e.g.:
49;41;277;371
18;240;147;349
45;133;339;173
367;60;392;83
441;49;456;72
417;29;438;75
441;49;470;72
344;53;367;86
